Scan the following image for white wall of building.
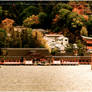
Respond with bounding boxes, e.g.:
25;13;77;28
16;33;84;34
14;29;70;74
44;34;69;52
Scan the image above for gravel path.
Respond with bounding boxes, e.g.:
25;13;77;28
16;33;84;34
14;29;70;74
0;65;92;91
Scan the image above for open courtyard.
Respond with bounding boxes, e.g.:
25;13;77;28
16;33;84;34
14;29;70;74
0;65;92;91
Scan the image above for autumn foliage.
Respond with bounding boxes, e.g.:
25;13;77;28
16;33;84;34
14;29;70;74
1;18;14;33
23;15;39;27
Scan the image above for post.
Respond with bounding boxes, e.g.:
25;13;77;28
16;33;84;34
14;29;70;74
91;54;92;70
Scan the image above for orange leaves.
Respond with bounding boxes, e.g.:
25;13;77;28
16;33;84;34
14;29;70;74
1;18;14;33
2;18;14;26
83;15;88;21
71;2;90;21
23;15;39;27
52;14;60;24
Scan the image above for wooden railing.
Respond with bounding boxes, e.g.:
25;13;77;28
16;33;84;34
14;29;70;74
0;56;91;65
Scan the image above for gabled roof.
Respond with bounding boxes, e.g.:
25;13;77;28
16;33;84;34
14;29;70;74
45;34;63;37
82;36;92;40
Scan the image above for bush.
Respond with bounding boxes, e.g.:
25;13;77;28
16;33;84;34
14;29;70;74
51;48;58;55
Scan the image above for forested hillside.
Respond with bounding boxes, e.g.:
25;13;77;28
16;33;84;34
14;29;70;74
0;1;92;49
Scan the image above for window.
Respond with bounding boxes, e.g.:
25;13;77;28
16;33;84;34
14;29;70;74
87;44;92;46
52;41;55;42
59;39;63;41
65;39;68;41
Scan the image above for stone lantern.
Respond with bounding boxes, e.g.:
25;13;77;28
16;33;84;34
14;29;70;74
73;43;78;56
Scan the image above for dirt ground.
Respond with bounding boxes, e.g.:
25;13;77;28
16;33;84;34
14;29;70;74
0;65;92;91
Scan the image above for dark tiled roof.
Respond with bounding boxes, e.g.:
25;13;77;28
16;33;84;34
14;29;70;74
1;48;51;57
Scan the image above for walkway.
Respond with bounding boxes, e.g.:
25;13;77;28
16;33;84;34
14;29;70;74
0;65;92;91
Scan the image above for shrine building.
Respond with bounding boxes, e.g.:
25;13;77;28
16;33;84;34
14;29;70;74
82;36;92;53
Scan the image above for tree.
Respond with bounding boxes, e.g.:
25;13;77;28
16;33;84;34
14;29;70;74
0;6;2;22
1;2;28;25
67;13;84;30
23;12;48;29
38;12;48;29
31;30;48;48
57;3;73;11
52;7;86;42
76;40;86;56
86;16;92;36
23;15;39;28
32;30;44;48
0;6;2;16
20;6;39;21
21;29;28;48
9;31;21;48
65;43;74;55
0;28;6;48
26;28;37;48
59;9;71;20
52;3;72;17
51;48;58;55
1;18;14;33
52;9;71;32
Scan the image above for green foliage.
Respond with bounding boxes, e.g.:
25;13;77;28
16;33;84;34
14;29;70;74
21;29;29;48
0;29;6;39
67;12;85;31
65;44;73;52
59;9;71;20
51;2;73;23
52;7;85;34
86;16;92;36
53;3;72;14
66;41;86;56
23;15;39;28
0;28;6;48
8;31;22;48
51;48;58;55
23;12;48;29
5;28;45;48
0;6;2;22
26;28;38;48
67;12;78;20
52;9;71;32
20;6;39;21
57;3;73;10
38;12;47;28
0;6;2;16
76;40;86;56
0;2;91;48
53;26;61;32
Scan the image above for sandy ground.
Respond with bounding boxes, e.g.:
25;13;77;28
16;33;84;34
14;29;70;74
0;65;92;91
